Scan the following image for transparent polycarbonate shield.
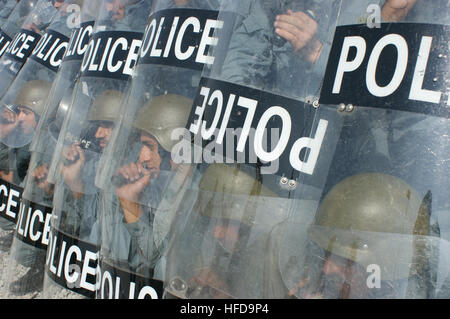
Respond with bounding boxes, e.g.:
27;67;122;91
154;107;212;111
0;0;61;98
0;1;87;299
270;0;450;299
0;0;78;149
162;0;344;299
30;0;102;156
0;0;39;58
163;164;292;299
204;0;342;101
42;0;152;299
95;0;228;299
273;221;450;299
0;0;18;26
0;0;78;262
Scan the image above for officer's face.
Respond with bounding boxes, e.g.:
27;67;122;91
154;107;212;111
294;251;370;299
138;133;162;177
52;0;65;10
17;106;37;134
105;0;125;21
213;219;240;255
95;122;113;149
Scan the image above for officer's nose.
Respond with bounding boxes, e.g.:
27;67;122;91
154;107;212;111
95;126;108;138
322;257;344;276
17;110;27;121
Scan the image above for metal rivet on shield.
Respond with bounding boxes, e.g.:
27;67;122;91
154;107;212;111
288;180;297;189
313;100;319;108
346;104;355;112
170;277;187;292
337;103;346;112
280;177;288;185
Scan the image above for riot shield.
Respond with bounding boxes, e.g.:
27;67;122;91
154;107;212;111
93;0;232;299
0;0;67;284
0;0;87;298
163;0;343;299
0;0;19;27
0;0;61;99
0;0;37;59
269;0;450;299
42;0;152;299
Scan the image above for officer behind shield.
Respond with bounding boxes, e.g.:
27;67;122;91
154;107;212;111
102;94;194;279
58;90;123;240
0;80;52;293
101;0;151;31
29;89;76;202
23;0;67;33
268;0;342;98
0;80;52;253
218;0;340;98
165;163;289;299
0;80;52;185
0;80;52;150
264;173;444;299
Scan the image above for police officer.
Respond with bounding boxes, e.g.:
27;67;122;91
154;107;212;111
165;163;289;299
264;173;445;298
23;0;65;33
0;80;52;294
0;80;52;185
26;89;75;211
100;0;151;31
57;89;123;241
0;79;51;250
217;0;340;100
0;81;52;148
101;94;194;280
269;0;341;99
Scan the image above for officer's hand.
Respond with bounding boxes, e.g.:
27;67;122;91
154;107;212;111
0;109;18;139
382;0;418;21
61;143;85;192
0;170;13;183
115;162;151;202
33;163;53;194
189;267;231;299
23;22;40;33
115;163;151;223
274;10;323;63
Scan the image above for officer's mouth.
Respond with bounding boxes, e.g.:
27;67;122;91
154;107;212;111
97;138;109;150
141;162;160;179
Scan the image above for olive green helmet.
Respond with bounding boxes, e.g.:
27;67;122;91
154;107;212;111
14;80;52;116
88;90;124;122
196;164;278;226
132;94;193;152
309;173;431;280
